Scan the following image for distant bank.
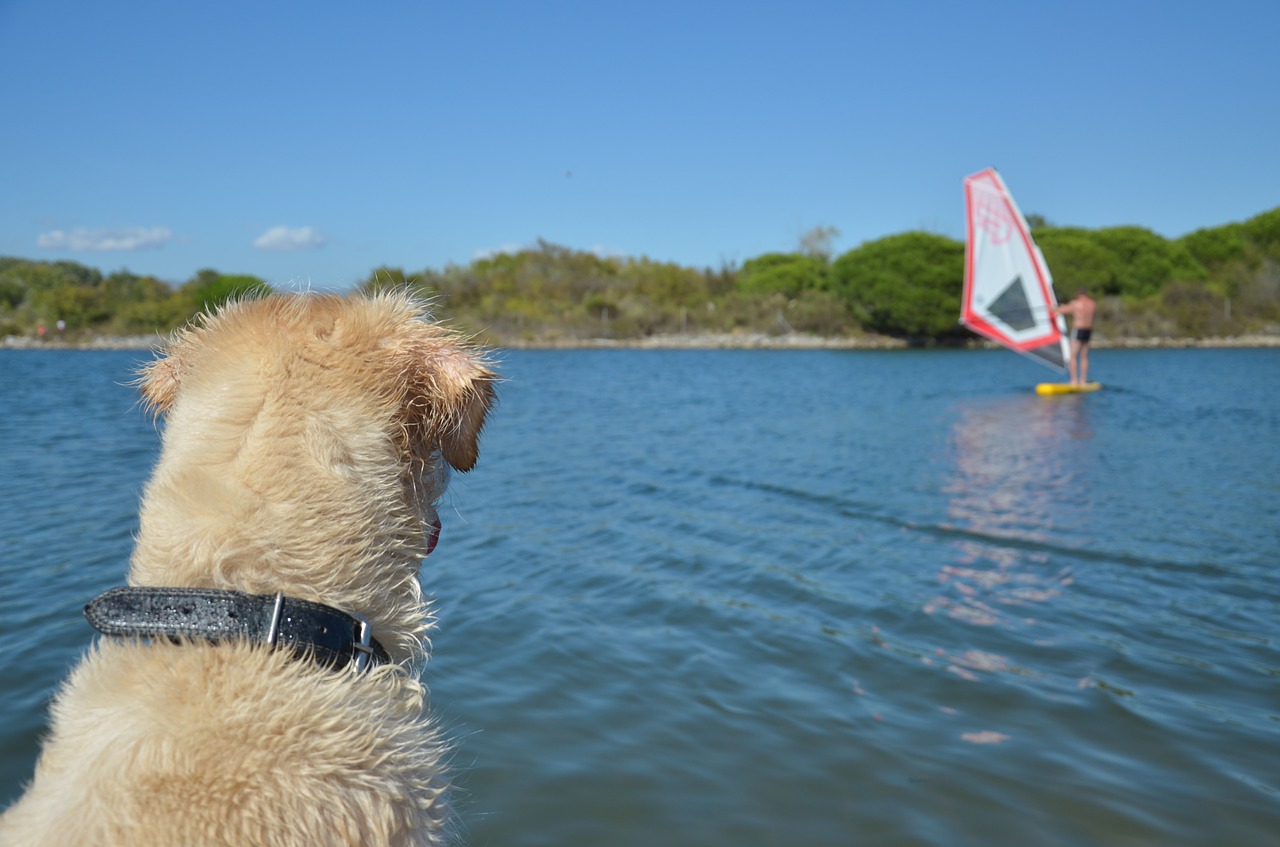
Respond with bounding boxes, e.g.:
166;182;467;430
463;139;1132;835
5;332;1280;352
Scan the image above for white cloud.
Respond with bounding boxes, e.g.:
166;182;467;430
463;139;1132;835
36;226;172;251
253;225;326;251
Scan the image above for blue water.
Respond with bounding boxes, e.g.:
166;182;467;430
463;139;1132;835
2;347;1278;845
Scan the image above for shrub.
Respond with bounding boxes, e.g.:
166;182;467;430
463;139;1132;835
831;232;964;337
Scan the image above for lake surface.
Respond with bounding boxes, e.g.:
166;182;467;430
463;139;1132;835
1;346;1277;845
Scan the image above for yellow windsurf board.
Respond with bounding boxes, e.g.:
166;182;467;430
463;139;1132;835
1035;382;1101;395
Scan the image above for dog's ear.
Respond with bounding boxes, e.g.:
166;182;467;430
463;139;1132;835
403;340;497;473
438;365;496;472
137;349;183;415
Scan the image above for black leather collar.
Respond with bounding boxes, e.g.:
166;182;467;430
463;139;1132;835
84;587;391;672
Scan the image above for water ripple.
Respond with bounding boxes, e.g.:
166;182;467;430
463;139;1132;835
4;347;1280;846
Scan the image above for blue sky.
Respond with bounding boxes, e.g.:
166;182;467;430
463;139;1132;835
2;0;1276;290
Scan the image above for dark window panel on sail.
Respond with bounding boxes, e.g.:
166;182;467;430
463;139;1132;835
989;275;1037;332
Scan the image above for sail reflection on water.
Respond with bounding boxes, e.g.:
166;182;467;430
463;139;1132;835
924;395;1094;629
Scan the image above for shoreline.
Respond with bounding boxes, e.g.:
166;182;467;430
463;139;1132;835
4;332;1280;352
496;333;1280;350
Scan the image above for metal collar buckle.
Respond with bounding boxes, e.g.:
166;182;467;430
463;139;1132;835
265;591;375;672
351;611;375;673
265;592;286;647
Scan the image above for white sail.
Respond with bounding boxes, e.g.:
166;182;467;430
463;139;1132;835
961;168;1069;371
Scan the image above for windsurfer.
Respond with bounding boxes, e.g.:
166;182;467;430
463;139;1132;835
1055;289;1097;385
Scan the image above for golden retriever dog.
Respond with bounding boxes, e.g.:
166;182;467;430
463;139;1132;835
0;291;496;846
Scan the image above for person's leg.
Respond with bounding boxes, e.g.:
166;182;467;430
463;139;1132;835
1079;342;1089;384
1068;338;1081;384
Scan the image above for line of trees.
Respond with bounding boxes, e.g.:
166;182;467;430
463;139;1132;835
2;205;1278;345
0;262;270;339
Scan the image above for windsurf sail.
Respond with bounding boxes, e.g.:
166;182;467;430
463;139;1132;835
961;168;1069;371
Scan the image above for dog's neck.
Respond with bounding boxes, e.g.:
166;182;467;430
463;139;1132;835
127;433;441;665
127;539;432;668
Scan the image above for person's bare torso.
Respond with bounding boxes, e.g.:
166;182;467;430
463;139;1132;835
1063;296;1096;329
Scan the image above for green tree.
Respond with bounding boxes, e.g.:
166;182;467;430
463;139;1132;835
1;259;99;294
178;270;272;314
624;258;711;307
0;277;24;309
1179;224;1247;271
1241;208;1280;260
738;253;830;297
831;232;965;337
357;266;415;296
1090;226;1205;298
1035;229;1121;297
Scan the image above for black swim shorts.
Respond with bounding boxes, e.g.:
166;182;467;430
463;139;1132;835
1075;328;1092;343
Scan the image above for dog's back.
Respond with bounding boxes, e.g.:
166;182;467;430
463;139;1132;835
0;292;495;847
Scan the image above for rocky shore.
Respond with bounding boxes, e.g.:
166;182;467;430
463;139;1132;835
2;334;165;350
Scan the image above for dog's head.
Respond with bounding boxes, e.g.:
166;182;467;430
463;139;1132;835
129;291;495;646
140;290;495;475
